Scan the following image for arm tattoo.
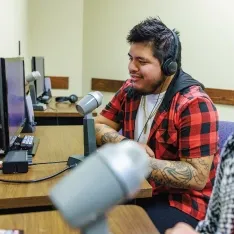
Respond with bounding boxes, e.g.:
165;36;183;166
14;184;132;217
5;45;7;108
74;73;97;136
101;132;121;144
149;158;211;189
95;124;123;145
185;158;210;186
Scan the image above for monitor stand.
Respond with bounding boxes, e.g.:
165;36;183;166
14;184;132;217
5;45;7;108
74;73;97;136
67;113;97;167
22;122;36;133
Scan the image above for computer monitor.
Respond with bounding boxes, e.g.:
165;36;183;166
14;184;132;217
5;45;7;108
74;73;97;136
0;58;26;154
31;56;45;97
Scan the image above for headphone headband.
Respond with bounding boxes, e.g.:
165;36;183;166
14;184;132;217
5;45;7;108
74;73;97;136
161;28;179;76
171;29;179;64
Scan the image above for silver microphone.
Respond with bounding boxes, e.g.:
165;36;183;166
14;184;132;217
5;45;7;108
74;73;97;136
76;91;103;116
49;141;149;230
25;71;41;83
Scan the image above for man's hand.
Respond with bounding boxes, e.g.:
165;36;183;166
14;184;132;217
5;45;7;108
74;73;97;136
138;143;155;157
165;222;199;234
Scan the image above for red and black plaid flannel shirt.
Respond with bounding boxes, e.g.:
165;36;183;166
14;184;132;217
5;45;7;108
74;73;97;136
100;71;219;220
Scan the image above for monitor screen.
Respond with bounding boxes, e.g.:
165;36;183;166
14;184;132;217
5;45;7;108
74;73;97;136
5;58;26;145
32;57;45;97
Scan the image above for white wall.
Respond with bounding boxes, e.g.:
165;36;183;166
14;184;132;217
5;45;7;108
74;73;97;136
28;0;83;96
83;0;234;120
0;0;30;73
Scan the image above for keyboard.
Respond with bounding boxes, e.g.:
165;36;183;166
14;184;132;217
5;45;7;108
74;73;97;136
20;135;34;149
10;135;39;157
10;135;34;150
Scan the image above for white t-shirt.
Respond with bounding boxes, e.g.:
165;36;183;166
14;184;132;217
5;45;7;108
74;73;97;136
134;92;166;143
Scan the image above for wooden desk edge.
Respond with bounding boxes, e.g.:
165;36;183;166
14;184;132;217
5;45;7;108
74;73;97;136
0;196;51;209
34;111;97;117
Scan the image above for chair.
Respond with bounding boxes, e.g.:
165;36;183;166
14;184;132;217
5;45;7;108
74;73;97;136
218;121;234;150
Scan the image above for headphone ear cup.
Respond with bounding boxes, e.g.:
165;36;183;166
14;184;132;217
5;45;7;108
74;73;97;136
162;59;178;76
69;94;78;103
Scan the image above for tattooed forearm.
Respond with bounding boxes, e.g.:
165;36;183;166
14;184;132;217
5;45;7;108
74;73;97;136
95;123;125;146
149;157;212;190
101;132;122;144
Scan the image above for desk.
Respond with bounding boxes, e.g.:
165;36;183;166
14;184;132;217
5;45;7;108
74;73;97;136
0;205;159;234
34;97;97;125
0;126;152;210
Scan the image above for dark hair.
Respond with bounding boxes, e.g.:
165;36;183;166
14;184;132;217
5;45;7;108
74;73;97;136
127;17;182;69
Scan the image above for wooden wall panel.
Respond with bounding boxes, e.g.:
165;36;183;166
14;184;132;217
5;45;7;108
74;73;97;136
48;76;69;89
205;88;234;105
92;78;124;93
91;78;234;106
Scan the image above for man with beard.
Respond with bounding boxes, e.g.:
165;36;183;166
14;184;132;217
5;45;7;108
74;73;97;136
94;17;219;233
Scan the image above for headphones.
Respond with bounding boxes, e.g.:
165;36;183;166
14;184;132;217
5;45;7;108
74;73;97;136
55;94;78;104
161;29;179;76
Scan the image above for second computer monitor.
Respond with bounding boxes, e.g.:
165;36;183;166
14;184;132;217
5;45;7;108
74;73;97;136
32;56;45;97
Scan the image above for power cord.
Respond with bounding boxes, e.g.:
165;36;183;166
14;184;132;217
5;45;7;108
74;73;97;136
0;164;77;184
29;160;67;166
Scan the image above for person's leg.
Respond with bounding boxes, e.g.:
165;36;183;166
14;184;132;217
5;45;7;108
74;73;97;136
136;195;198;234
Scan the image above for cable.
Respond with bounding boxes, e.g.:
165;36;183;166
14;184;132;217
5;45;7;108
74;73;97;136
0;165;76;184
29;160;67;166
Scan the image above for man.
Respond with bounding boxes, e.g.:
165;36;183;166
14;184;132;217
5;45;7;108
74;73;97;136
95;17;219;233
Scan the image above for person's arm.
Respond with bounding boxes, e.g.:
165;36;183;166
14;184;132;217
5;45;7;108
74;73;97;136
95;115;126;146
95;115;155;157
94;80;133;146
148;155;213;190
149;97;218;190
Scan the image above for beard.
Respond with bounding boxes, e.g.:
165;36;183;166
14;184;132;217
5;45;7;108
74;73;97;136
132;75;166;95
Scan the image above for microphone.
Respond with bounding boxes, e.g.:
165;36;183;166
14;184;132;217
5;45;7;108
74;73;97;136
76;91;103;116
49;141;149;233
25;71;41;83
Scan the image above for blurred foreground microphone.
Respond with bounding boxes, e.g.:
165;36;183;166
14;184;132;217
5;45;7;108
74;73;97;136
76;91;103;116
25;71;41;83
50;141;149;234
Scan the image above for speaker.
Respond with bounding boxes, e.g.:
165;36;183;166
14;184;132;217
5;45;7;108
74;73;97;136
161;29;179;76
55;94;78;104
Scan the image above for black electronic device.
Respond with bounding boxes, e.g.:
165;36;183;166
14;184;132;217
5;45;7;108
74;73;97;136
55;94;78;104
2;150;32;174
161;29;179;76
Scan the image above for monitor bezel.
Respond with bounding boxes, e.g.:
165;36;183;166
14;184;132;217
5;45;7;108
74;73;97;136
0;58;10;154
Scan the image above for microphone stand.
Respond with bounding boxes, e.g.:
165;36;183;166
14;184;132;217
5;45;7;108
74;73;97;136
81;214;110;234
67;113;97;166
